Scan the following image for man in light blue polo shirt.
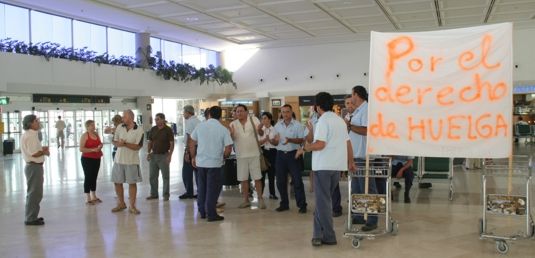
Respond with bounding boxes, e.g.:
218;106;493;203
273;104;307;213
190;106;233;222
348;85;382;232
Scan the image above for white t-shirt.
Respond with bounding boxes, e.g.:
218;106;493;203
230;116;261;158
21;129;44;163
114;123;144;165
258;125;276;150
312;111;350;171
55;120;66;132
184;116;201;144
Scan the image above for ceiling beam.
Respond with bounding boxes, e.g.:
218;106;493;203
434;0;442;26
126;1;168;9
240;0;316;37
484;0;497;23
313;3;358;33
373;0;400;30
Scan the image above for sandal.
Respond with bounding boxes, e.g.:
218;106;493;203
129;207;140;215
86;200;95;205
111;204;127;213
91;198;103;203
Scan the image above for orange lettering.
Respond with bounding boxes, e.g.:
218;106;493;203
458;34;500;71
408;117;425;141
387;36;414;80
430;56;443;72
408;58;423;73
416;87;433;105
495;114;508;137
447;115;463;140
437;86;454;106
475;113;492;138
467;115;477;140
395;85;413;104
370;112;399;139
481;35;500;70
375;85;394;102
427;118;443;141
490;81;507;101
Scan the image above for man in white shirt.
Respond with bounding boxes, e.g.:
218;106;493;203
55;116;66;148
111;109;144;215
179;105;201;199
304;92;355;246
21;114;50;226
229;104;265;209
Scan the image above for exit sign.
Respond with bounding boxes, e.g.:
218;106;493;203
0;97;9;105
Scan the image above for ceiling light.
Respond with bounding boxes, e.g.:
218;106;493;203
184;17;199;22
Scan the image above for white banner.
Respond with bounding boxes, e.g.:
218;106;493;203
367;23;512;158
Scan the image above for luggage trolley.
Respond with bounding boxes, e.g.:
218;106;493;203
479;156;534;254
344;157;398;249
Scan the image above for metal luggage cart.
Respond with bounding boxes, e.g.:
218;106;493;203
479;156;534;254
344;157;398;249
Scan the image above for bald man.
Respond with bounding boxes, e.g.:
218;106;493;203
111;109;144;215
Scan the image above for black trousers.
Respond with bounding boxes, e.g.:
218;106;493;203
81;157;101;193
261;148;277;196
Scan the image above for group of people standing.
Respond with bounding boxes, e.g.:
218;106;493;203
20;86;415;249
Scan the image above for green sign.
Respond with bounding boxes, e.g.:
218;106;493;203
0;97;9;105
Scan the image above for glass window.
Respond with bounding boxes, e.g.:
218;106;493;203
30;11;72;47
182;45;200;68
162;40;182;64
200;49;219;67
107;28;135;57
73;20;106;54
0;4;30;42
150;37;161;56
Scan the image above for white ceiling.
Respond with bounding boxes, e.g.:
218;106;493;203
6;0;535;50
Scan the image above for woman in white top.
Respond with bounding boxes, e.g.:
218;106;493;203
258;112;278;200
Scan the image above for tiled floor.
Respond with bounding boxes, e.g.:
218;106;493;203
1;138;534;258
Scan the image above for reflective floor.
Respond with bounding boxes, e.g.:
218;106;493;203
1;138;534;258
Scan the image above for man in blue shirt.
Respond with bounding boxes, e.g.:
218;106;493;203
273;104;307;213
190;106;233;222
348;85;382;232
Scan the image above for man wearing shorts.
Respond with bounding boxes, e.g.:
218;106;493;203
111;109;144;215
229;104;265;209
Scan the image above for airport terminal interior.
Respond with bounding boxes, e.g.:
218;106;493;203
1;0;535;257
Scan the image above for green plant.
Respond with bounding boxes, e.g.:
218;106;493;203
0;38;236;88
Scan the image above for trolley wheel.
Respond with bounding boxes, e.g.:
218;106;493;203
478;218;483;235
351;238;361;249
389;221;399;235
448;188;454;201
495;240;508;254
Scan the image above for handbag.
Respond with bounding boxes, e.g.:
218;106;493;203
250;115;270;171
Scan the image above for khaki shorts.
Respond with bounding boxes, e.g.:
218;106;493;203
57;130;65;139
112;163;142;184
237;156;262;181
